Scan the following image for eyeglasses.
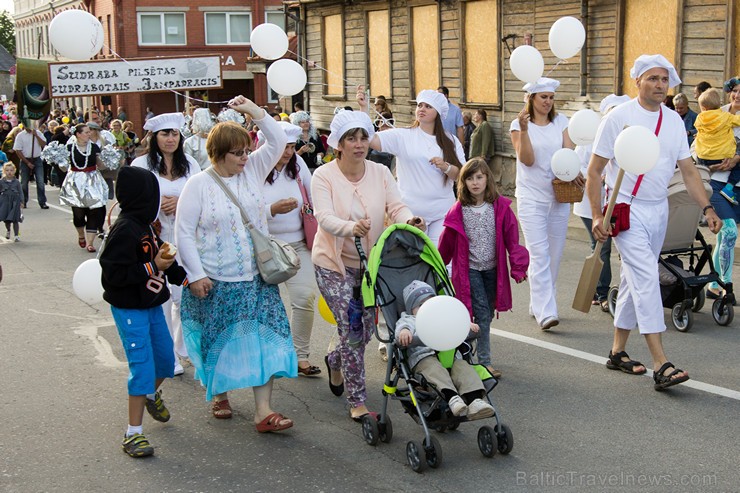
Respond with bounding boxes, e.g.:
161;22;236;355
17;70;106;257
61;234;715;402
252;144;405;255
228;149;251;157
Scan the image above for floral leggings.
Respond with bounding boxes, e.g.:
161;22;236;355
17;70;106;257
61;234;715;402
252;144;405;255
315;265;375;408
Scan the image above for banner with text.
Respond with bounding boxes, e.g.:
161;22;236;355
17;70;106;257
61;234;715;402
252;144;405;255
48;55;223;97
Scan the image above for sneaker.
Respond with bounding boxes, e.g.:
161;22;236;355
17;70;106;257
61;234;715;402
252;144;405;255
174;362;184;376
448;395;468;417
40;204;49;209
4;231;8;239
378;345;388;362
14;236;20;242
121;433;154;458
145;390;171;422
540;316;559;331
720;186;739;205
467;399;495;420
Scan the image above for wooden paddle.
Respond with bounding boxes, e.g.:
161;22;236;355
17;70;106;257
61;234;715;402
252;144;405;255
572;168;625;313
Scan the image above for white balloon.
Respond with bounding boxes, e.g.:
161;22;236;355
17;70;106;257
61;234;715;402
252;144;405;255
415;296;470;352
551;148;582;182
614;126;661;175
267;59;307;96
548;16;586;60
568;109;601;146
49;10;104;61
73;259;104;305
509;45;544;84
250;23;289;60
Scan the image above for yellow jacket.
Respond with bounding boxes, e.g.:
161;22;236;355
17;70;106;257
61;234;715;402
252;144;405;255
694;109;740;160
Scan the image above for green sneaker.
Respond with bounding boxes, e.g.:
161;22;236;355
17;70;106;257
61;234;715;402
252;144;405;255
145;390;171;422
121;433;154;458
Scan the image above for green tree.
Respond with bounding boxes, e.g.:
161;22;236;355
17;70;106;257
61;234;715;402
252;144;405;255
0;10;15;55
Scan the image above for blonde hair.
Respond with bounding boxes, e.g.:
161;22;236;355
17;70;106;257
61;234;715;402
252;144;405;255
699;88;722;111
3;162;16;177
206;121;251;163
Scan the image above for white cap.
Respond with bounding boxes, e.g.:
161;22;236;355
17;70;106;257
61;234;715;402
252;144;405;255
629;54;681;88
523;77;560;94
599;94;632;115
277;121;302;144
416;89;449;120
143;113;185;133
327;110;375;149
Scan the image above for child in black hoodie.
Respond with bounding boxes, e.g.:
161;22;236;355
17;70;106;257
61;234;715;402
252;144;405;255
100;166;188;458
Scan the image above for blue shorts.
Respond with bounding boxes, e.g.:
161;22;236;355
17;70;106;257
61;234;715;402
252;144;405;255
111;306;175;396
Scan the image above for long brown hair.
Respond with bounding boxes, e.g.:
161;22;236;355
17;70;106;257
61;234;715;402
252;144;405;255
412;114;462;184
526;93;556;123
457;157;498;206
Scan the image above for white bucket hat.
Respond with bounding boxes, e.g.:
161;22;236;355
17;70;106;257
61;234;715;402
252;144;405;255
143;113;186;133
523;77;560;94
327;110;375;149
416;89;449;120
629;54;681;88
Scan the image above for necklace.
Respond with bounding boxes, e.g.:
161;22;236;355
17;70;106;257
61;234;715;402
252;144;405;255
72;141;91;169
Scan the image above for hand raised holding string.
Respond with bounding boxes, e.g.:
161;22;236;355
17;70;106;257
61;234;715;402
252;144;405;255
517;108;530;132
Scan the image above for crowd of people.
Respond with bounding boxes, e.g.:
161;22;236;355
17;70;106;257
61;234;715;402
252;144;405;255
2;52;734;460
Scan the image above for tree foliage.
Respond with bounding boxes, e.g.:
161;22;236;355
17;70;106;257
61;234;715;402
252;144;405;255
0;10;15;55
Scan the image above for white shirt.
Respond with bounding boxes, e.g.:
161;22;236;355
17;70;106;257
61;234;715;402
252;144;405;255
13;130;46;158
510;113;569;202
593;99;690;204
131;153;201;243
378;126;465;221
183;134;211;171
572;143;607;218
262;155;312;243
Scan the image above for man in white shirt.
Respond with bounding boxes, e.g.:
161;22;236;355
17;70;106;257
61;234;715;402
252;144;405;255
587;54;721;391
13;122;48;209
437;86;464;145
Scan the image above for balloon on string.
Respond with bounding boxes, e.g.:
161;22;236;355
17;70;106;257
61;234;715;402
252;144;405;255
73;259;105;304
49;10;104;60
509;45;544;84
318;296;336;325
568;109;601;146
415;296;470;351
250;23;289;60
548;16;586;60
614;126;660;175
62;116;70;124
551;148;582;182
267;59;307;96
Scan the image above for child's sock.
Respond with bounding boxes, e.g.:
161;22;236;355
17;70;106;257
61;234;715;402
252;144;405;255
440;389;457;401
126;424;143;437
462;390;486;405
146;393;155;401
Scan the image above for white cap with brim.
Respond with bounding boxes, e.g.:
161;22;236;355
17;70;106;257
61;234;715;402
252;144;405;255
416;89;449;120
277;121;302;144
523;77;560;94
629;54;681;88
599;94;632;115
327;110;375;149
143;113;186;133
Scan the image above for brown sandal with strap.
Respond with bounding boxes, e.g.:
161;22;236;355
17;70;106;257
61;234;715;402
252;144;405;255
212;399;233;419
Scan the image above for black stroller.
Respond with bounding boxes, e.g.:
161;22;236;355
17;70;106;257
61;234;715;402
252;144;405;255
355;225;513;473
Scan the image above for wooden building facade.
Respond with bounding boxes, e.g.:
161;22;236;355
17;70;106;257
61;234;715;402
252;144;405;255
295;0;740;194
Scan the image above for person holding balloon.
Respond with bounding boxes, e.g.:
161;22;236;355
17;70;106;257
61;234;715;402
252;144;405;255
509;77;576;331
587;54;721;390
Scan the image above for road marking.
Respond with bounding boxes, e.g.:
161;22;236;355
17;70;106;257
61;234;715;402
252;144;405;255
492;328;740;401
29;198;70;214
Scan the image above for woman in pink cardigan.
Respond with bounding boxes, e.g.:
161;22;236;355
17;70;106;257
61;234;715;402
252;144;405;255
311;110;425;422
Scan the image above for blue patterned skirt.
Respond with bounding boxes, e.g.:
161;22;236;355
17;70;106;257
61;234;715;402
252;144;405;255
181;276;297;401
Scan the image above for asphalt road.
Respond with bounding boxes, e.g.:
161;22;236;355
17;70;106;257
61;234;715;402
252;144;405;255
1;187;738;493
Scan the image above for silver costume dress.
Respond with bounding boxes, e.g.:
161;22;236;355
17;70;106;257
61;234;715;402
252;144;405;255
59;142;108;209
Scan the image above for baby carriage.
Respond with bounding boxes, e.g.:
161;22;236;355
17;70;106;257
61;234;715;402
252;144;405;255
607;165;734;331
355;224;513;473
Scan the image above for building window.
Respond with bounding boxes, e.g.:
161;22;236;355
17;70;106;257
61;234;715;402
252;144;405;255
137;13;186;46
205;12;251;45
265;11;285;31
464;0;499;104
411;5;440;94
323;14;344;96
367;10;391;98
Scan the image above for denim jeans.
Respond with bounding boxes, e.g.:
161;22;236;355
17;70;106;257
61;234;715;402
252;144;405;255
469;268;496;367
20;157;46;207
580;216;612;300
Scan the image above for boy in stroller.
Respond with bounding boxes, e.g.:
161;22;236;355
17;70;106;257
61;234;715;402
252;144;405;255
395;280;495;420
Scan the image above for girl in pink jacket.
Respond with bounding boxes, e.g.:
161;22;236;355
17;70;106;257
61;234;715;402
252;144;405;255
438;158;529;378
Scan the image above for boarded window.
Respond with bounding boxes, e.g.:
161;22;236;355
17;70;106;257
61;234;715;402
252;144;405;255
368;10;391;98
412;5;440;94
464;0;499;104
622;0;677;97
323;14;344;96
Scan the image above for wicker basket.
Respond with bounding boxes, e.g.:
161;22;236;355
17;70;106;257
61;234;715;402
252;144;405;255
552;179;584;203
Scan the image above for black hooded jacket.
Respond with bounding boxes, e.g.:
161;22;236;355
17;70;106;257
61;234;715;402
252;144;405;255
100;166;187;308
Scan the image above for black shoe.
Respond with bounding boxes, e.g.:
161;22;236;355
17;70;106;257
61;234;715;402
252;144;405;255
40;204;49;209
324;355;344;397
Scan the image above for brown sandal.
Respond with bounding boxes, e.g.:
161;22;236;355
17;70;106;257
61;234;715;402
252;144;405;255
255;412;293;433
212;399;233;419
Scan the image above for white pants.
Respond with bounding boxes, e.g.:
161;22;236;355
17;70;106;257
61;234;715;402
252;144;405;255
162;283;188;359
425;217;445;247
612;200;668;334
517;198;570;324
281;241;319;361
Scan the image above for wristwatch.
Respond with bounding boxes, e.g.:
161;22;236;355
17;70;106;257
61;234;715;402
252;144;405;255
703;204;715;214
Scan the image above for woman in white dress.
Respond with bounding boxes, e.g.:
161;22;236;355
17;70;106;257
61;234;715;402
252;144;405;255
183;108;214;171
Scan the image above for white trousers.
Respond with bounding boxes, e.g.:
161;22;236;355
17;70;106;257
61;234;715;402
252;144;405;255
162;283;188;359
517;198;570;324
281;241;319;361
425;217;445;247
612;200;668;334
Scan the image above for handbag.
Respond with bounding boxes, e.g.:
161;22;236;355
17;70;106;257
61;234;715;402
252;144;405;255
295;173;318;250
206;167;300;284
602;107;663;237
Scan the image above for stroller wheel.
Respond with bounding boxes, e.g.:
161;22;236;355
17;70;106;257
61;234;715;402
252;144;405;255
447;421;460;432
406;440;427;473
692;289;706;312
361;414;380;446
477;425;498;458
378;415;393;443
607;287;618;318
671;302;693;332
495;423;514;454
712;298;734;326
424;436;443;469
